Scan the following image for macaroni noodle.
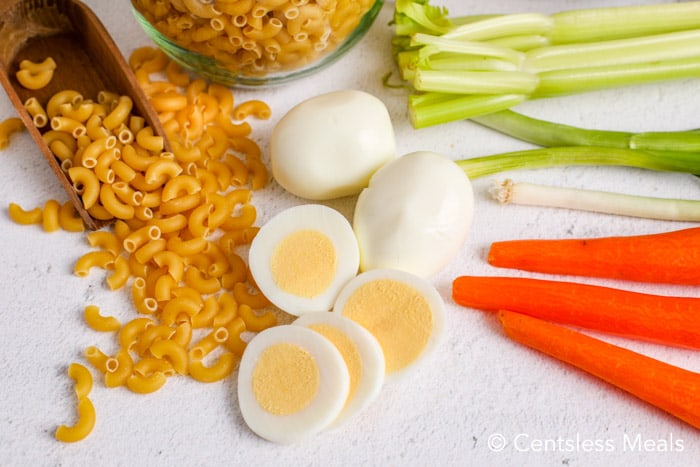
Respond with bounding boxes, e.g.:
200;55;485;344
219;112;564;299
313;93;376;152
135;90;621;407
67;362;93;400
74;251;116;277
224;317;248;356
16;69;54;90
188;326;229;360
55;397;95;442
237;303;277;332
149;339;189;375
119;317;155;351
191;295;219;328
188;351;237;383
107;255;131;290
58;201;85;232
8;202;42;225
84;305;121;332
0;117;24;150
24;97;48;128
104;349;133;388
126;371;167;394
68;167;101;210
41;199;61;232
134;356;175;378
85;346;110;373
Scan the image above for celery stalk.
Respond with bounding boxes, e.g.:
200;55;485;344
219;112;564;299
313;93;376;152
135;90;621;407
413;69;538;94
442;13;553;42
409;94;526;128
393;1;700;127
525;30;700;73
549;2;700;44
533;57;700;98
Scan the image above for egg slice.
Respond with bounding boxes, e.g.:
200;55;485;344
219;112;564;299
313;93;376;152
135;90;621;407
293;312;385;427
332;268;445;380
248;204;360;316
237;325;350;444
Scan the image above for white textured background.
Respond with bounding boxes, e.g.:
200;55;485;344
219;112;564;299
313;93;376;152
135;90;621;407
1;1;699;465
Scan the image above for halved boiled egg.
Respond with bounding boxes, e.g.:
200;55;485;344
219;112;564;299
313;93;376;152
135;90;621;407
248;204;360;316
237;325;350;444
332;268;445;380
293;311;385;427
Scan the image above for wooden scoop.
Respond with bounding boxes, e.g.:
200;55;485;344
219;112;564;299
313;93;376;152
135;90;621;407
0;0;170;230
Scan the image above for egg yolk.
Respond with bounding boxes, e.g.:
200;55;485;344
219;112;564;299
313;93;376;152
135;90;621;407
308;323;361;403
251;343;320;415
340;279;433;374
271;229;337;298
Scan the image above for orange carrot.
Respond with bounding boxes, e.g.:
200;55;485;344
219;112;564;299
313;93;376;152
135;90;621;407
497;310;700;430
452;275;700;349
487;226;700;285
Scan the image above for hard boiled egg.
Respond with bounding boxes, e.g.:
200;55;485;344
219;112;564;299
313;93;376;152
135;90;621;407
270;90;397;200
352;150;474;278
248;203;360;316
293;311;385;427
333;268;445;380
237;325;350;444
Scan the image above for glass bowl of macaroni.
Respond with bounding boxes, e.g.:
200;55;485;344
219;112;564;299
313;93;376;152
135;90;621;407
131;0;385;86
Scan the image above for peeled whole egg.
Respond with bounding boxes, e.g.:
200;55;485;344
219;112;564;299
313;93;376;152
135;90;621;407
352;151;474;278
248;203;360;316
270;89;397;200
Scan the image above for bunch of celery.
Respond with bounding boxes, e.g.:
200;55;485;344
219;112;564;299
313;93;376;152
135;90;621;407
393;0;700;128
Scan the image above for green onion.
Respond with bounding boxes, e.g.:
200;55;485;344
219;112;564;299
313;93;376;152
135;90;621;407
491;178;700;221
393;1;700;128
471;109;700;154
456;146;700;180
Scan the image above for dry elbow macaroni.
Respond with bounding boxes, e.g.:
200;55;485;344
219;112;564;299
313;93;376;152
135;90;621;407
4;48;286;442
55;363;96;442
0;117;24;150
132;0;375;77
16;57;57;90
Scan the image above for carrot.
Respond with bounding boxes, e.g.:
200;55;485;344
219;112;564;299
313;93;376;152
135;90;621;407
487;226;700;285
496;310;700;430
452;275;700;349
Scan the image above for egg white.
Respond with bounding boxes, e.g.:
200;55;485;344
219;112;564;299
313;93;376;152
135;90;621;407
332;268;446;380
293;311;385;427
237;325;350;444
353;150;474;278
248;204;360;316
270;89;397;200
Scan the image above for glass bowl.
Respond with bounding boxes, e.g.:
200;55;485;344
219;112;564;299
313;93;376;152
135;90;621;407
131;0;384;87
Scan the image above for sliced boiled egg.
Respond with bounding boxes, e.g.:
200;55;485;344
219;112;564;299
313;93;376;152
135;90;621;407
332;268;445;380
248;204;360;316
237;325;350;444
293;311;385;427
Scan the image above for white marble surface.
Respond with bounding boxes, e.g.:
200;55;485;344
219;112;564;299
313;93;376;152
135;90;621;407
1;1;699;465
